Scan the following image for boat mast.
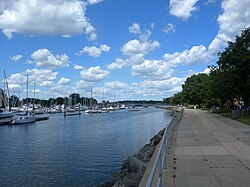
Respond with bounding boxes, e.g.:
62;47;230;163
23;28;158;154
90;88;93;111
26;75;28;112
33;83;35;114
4;70;11;111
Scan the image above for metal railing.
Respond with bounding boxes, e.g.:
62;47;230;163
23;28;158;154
145;108;184;187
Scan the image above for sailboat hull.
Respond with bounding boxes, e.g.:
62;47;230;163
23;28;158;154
10;116;36;125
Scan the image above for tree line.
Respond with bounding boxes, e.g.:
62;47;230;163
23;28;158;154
164;27;250;109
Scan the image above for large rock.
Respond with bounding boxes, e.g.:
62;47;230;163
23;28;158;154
108;129;165;187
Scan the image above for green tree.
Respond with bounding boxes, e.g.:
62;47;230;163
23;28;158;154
213;27;250;106
182;73;209;107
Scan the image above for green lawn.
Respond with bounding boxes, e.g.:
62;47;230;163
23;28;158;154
218;109;250;125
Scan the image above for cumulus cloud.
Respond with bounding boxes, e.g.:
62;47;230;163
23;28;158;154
208;0;250;55
87;0;103;5
163;45;208;66
0;0;97;40
169;0;199;20
58;77;70;85
107;54;145;70
204;0;216;6
25;68;58;83
121;39;160;56
76;80;94;90
29;48;70;69
129;23;141;34
163;23;176;33
8;83;22;90
7;69;58;90
77;44;111;57
10;54;23;62
132;60;174;79
139;77;185;92
39;81;54;87
104;81;129;90
8;73;27;84
80;66;109;82
74;64;85;70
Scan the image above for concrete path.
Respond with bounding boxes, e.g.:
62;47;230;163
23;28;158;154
174;109;250;187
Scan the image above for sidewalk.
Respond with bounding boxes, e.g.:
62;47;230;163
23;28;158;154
173;109;250;187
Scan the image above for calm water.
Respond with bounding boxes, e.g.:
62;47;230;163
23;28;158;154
0;108;171;186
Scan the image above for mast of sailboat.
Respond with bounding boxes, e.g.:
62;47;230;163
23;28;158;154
4;70;11;111
33;83;35;115
26;75;29;112
90;88;93;111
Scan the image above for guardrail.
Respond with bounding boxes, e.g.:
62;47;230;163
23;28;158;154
145;108;184;187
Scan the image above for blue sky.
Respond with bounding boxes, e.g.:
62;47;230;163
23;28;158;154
0;0;249;102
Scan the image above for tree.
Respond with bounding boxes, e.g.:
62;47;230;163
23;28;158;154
214;27;250;105
182;73;210;107
69;93;80;106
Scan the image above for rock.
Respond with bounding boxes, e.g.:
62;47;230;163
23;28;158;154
100;128;165;187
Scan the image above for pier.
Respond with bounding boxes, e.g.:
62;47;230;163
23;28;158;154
140;108;250;186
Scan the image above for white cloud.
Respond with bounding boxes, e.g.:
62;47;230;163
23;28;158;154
76;80;94;90
39;81;54;87
0;0;97;40
8;83;22;90
25;68;58;83
10;54;23;62
138;77;186;94
74;64;84;70
208;0;250;55
31;89;41;93
8;73;27;84
163;45;208;66
163;23;176;33
87;0;103;5
29;48;70;69
204;0;216;6
169;0;199;20
132;60;174;79
121;39;160;56
107;58;128;70
129;23;141;34
77;44;111;57
104;81;129;90
7;69;58;89
107;54;145;70
58;77;70;85
80;66;109;82
202;67;211;74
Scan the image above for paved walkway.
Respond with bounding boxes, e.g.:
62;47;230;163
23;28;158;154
174;109;250;187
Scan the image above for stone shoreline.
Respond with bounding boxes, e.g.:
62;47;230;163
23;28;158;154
100;129;165;187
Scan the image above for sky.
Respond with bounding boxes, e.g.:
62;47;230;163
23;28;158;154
0;0;249;102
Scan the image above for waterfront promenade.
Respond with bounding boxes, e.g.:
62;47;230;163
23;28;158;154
171;109;250;186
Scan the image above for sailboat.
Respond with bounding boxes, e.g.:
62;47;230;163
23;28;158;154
85;88;99;114
0;70;13;119
10;75;36;125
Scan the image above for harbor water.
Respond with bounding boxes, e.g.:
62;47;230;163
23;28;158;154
0;107;171;186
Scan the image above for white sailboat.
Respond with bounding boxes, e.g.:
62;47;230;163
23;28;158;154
10;75;36;125
0;109;13;118
0;70;13;118
10;111;36;124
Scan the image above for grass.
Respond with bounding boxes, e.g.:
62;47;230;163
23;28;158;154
217;108;250;125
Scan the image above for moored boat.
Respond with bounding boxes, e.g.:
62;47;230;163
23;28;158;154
0;109;13;118
10;112;36;125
